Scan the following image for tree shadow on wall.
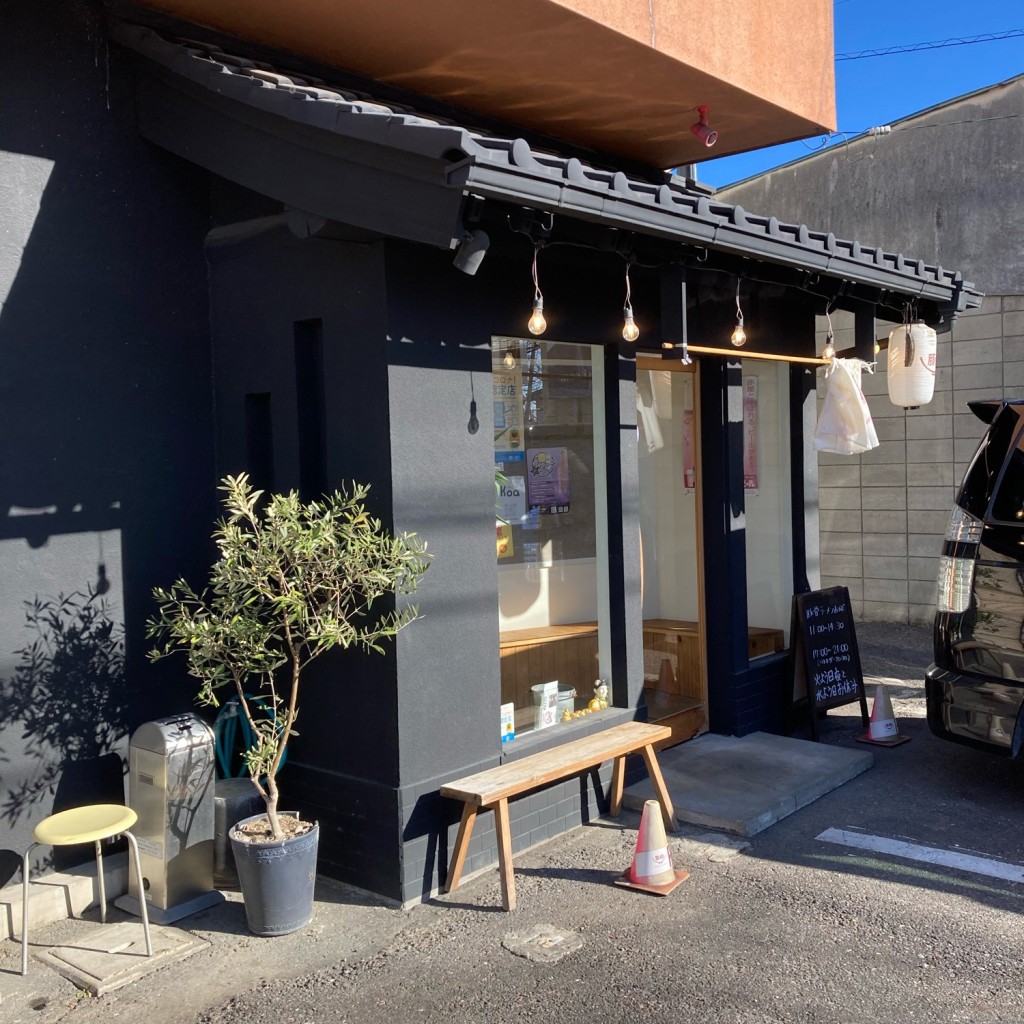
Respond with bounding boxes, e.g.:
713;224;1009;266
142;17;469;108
0;588;129;884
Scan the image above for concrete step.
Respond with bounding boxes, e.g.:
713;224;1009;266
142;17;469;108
624;731;873;836
0;852;127;941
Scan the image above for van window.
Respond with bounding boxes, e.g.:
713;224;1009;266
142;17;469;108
958;406;1024;521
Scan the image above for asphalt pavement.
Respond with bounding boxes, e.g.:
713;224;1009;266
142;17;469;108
4;622;1024;1024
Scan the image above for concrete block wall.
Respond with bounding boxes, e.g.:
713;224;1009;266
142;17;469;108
816;296;1015;624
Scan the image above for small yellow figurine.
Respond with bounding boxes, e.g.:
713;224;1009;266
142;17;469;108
594;679;609;710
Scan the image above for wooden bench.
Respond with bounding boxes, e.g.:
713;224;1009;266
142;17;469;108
441;721;674;911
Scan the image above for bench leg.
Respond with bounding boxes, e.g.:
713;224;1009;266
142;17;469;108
640;743;676;832
443;803;477;894
493;798;516;911
609;755;626;817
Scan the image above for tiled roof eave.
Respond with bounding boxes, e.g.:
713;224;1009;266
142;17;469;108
113;21;983;313
458;163;976;307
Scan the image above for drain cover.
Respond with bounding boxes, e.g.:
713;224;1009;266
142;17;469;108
501;924;583;963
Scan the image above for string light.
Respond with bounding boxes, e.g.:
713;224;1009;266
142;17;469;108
622;262;639;342
528;243;547;336
503;346;516;368
822;302;836;360
730;279;746;347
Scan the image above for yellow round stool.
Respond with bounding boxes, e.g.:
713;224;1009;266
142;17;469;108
21;804;153;976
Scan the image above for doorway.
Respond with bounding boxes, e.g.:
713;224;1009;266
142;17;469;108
636;355;708;744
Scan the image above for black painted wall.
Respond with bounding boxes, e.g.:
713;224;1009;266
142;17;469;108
0;1;214;882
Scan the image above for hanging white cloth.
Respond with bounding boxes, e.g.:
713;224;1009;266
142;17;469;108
813;358;879;455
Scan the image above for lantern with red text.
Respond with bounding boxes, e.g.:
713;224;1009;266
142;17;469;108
887;323;937;408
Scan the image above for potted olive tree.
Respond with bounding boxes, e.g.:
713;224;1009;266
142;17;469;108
148;474;429;935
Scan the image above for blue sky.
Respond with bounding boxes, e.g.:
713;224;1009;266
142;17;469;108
698;0;1023;188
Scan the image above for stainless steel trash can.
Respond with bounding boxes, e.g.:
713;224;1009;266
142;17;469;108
116;714;225;924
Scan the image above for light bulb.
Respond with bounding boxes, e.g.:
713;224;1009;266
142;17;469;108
503;348;516;368
622;307;639;343
822;339;835;360
730;322;747;347
528;298;546;336
467;399;479;434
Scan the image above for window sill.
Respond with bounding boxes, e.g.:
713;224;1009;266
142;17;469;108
499;706;636;763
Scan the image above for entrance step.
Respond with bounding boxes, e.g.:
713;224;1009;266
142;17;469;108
623;731;873;836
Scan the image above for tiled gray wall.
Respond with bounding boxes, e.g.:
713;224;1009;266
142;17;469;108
816;296;1017;624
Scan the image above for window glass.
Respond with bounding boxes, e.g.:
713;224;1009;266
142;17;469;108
742;361;792;650
494;338;610;740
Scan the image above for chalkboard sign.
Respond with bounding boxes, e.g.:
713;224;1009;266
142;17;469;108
789;586;868;740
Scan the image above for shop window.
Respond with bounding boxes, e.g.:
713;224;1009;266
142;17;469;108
494;338;610;740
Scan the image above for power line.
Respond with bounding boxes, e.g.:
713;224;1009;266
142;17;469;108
798;114;1021;152
836;29;1024;60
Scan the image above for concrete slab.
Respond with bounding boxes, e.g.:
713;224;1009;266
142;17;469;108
36;921;206;995
623;731;873;836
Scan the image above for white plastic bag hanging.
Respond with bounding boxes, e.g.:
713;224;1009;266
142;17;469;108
813;358;879;455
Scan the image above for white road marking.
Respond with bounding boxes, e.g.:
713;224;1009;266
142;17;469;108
816;828;1024;884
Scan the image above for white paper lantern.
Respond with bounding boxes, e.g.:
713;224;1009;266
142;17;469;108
888;323;937;408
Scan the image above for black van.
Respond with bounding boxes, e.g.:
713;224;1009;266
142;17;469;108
927;399;1024;757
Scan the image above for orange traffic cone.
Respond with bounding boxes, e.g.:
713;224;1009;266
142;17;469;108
614;800;689;895
857;683;910;747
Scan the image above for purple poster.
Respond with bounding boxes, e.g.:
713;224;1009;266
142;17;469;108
526;447;570;514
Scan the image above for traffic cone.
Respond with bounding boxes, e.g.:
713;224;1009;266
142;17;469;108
857;683;910;747
614;800;689;895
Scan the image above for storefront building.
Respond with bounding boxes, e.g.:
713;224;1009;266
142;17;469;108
0;2;980;903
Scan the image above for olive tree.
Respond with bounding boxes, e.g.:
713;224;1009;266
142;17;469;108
148;474;430;839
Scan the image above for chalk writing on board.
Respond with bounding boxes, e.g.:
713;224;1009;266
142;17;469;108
789;586;869;738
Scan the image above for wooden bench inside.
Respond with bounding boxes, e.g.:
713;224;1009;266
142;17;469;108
440;721;674;911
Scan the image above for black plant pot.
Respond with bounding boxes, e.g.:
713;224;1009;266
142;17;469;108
230;812;319;936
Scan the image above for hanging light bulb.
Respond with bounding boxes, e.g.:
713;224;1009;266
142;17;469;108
822;302;835;360
622;310;639;343
503;346;516;368
730;278;746;347
621;262;640;342
527;243;547;335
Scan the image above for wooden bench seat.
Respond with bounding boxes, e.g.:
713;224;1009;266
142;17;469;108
441;721;674;910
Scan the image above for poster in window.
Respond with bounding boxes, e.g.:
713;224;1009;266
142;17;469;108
493;348;524;462
526;447;570;514
496;474;526;524
743;376;758;493
496;522;514;559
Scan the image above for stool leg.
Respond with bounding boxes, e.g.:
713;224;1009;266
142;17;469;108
94;840;107;924
21;842;37;976
123;832;153;956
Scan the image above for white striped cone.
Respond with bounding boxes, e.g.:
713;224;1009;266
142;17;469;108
628;800;676;887
868;684;899;740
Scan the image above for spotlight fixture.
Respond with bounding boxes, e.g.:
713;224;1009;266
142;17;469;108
453;228;490;276
730;279;746;347
690;105;718;148
528;243;547;336
622;262;639;342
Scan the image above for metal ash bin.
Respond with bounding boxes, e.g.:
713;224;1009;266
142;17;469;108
116;714;225;923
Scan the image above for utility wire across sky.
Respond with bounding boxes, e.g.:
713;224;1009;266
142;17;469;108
836;28;1024;60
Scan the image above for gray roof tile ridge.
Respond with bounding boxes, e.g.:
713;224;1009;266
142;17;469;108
110;20;981;306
